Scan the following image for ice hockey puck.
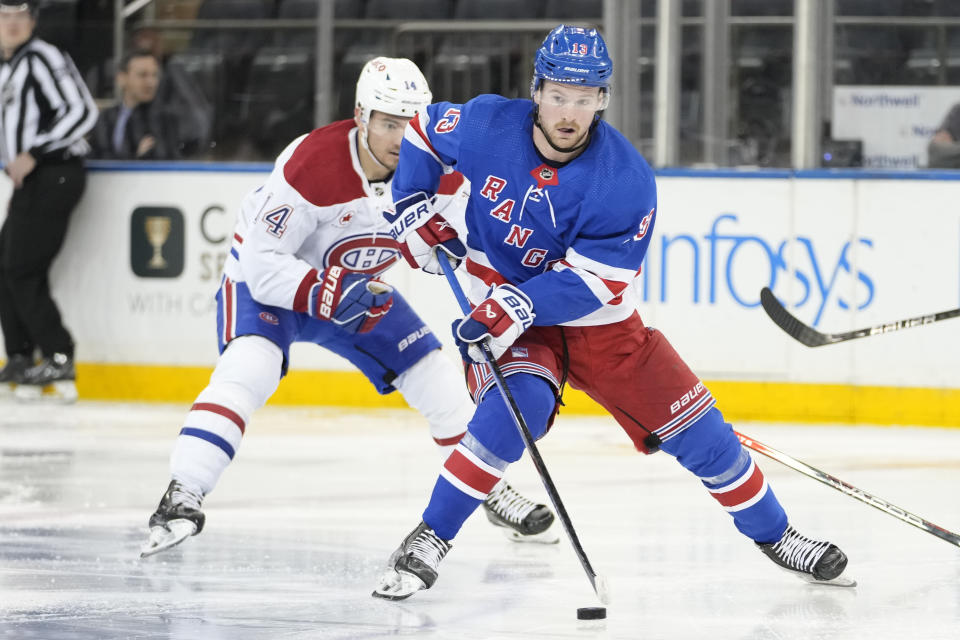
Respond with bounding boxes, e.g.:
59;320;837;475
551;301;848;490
576;607;606;620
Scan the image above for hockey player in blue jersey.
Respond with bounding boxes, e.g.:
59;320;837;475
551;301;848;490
372;26;852;600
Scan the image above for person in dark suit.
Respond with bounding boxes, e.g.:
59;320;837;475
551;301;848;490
90;49;183;160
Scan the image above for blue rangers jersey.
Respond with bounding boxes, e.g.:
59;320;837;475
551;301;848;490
393;95;657;326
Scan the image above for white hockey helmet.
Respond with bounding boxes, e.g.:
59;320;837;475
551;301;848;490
355;57;432;125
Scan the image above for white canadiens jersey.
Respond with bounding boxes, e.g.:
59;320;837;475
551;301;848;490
222;119;467;313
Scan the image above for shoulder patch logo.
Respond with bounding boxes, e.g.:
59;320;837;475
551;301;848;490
335;210;355;227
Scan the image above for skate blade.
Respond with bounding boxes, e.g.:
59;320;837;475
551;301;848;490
371;569;427;601
140;520;197;558
779;566;857;588
799;573;857;588
501;524;560;545
14;381;77;404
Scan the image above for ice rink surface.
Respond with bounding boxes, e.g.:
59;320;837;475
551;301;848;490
1;400;958;640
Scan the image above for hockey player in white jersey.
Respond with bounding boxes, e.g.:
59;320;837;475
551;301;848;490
141;58;557;558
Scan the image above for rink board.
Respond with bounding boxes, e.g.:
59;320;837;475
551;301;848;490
2;164;959;424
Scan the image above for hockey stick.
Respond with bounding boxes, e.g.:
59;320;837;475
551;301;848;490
439;257;610;604
760;286;960;347
736;430;960;548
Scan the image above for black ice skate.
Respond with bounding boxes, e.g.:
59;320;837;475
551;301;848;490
372;521;452;600
140;480;206;558
0;354;31;396
14;353;77;403
757;524;856;587
483;480;559;544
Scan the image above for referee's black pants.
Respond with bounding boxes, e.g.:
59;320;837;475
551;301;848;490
0;158;86;360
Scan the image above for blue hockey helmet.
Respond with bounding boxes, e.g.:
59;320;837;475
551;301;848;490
531;25;613;97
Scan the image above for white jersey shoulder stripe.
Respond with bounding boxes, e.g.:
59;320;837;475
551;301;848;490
552;262;621;305
405;111;450;170
562;246;638;283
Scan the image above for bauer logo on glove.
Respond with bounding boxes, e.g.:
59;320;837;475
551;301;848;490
385;192;432;241
308;266;394;334
454;284;535;363
386;192;466;274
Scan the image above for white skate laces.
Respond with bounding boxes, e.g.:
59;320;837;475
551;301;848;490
485;481;538;526
170;483;203;512
768;525;830;572
757;524;855;586
372;522;452;600
406;528;451;572
482;481;559;543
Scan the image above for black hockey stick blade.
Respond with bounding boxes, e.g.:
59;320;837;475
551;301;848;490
760;287;832;346
759;287;960;347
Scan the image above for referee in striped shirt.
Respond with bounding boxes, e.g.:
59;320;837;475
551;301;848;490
0;0;97;400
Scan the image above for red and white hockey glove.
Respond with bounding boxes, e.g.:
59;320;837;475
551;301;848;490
454;284;535;363
387;191;466;274
309;266;394;334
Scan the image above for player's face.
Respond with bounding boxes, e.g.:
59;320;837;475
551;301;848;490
363;111;411;170
534;81;603;152
0;9;34;51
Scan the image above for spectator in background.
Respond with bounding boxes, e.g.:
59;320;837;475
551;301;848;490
90;50;184;160
928;102;960;169
0;0;97;402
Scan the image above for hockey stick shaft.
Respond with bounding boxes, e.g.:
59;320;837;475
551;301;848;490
439;257;609;603
760;287;960;347
736;430;960;548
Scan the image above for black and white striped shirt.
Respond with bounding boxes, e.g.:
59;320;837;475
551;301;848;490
0;36;97;166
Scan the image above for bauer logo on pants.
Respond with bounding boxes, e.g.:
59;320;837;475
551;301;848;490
131;207;185;278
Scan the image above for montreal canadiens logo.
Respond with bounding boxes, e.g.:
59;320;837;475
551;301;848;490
259;311;279;325
323;234;401;275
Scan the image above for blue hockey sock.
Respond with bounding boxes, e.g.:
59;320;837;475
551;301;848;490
661;407;788;543
423;373;555;540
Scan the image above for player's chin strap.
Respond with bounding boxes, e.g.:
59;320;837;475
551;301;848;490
358;121;390;170
532;105;601;155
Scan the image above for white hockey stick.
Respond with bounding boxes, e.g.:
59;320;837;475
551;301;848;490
736;431;960;548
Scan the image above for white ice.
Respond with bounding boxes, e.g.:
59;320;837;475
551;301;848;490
1;400;958;639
